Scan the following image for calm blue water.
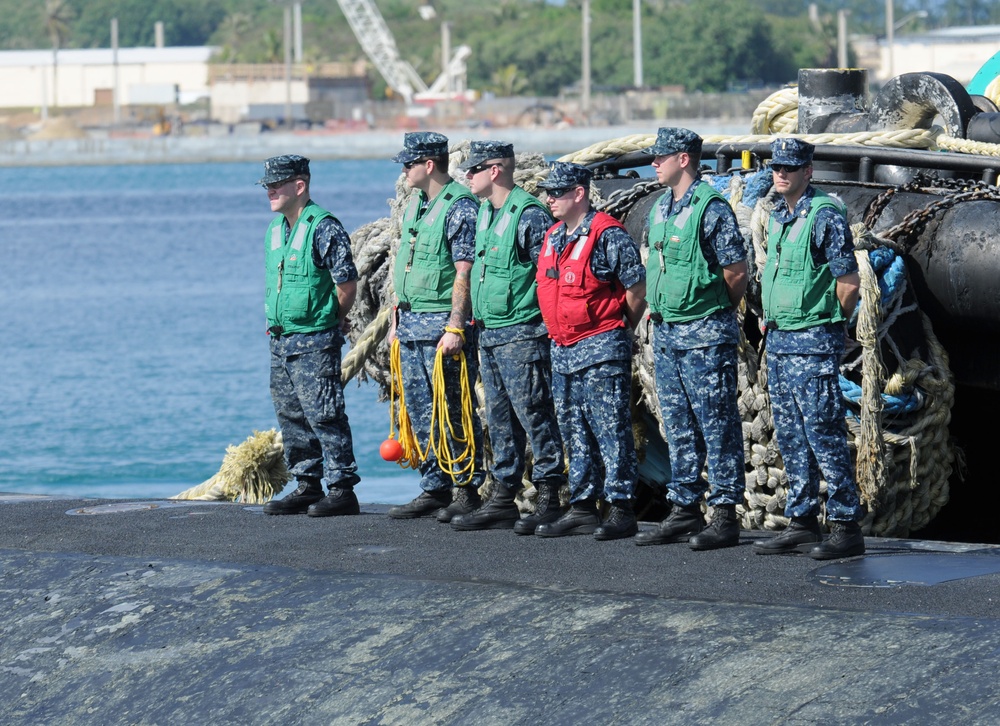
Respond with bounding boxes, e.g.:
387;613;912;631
0;160;416;503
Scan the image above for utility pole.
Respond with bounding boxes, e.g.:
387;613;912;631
294;2;303;63
582;0;591;116
886;0;894;81
112;17;120;126
837;9;849;69
633;0;642;88
441;21;451;96
284;4;292;126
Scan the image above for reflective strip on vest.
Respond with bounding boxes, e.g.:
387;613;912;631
423;191;452;227
290;214;312;251
673;205;694;229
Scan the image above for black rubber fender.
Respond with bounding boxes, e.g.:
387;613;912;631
869;72;978;138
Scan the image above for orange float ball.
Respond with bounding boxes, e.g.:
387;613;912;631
380;438;403;462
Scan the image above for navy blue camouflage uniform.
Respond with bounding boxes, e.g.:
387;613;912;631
766;186;862;522
395;196;486;492
548;210;645;504
650;179;746;509
270;216;361;491
477;204;566;493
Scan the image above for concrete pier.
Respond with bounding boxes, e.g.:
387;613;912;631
1;495;999;724
0;123;748;167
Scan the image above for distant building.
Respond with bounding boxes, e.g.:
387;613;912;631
0;47;215;109
853;25;1000;85
0;47;373;125
209;62;371;124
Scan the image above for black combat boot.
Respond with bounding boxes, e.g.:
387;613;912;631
513;480;565;536
262;478;324;515
451;485;519;530
307;487;360;517
809;521;866;560
688;504;740;551
535;499;600;538
752;516;822;555
436;485;482;523
594;500;638;541
387;489;451;519
634;502;703;546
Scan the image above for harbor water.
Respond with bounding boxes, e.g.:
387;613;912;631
0;159;418;503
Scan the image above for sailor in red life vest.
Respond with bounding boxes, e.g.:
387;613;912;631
533;162;648;541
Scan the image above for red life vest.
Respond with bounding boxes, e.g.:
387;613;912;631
535;212;627;346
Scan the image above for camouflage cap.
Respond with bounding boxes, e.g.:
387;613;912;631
646;127;702;157
537;161;592;191
257;154;310;186
458;140;515;171
391;131;450;164
771;137;815;166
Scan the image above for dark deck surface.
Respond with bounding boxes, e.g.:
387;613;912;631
2;494;999;724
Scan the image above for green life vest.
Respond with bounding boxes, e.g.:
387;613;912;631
471;186;551;328
393;180;477;312
762;189;846;331
646;183;731;323
264;201;340;334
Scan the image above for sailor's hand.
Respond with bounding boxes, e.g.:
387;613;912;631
437;330;464;356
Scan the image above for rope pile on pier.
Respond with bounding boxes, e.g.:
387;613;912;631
171;429;290;503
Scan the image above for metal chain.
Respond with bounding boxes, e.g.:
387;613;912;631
857;172;1000;251
881;185;1000;250
597;179;664;219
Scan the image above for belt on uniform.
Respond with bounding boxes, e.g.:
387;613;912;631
397;302;412;311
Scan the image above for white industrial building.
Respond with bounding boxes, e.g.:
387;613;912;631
0;46;372;124
0;47;215;109
853;25;1000;85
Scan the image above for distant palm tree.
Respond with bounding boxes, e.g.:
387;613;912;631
215;12;254;63
489;64;528;98
261;28;283;63
43;0;74;109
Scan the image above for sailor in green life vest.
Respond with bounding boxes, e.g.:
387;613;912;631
257;155;362;517
635;127;750;551
385;132;487;521
446;140;567;534
753;137;866;560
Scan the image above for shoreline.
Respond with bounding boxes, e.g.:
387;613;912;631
1;121;748;167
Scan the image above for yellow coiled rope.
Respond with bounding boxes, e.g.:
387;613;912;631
388;332;478;486
388;338;423;469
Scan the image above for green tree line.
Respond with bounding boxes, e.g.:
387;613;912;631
2;0;997;97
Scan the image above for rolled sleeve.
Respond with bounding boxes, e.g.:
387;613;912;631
596;226;646;290
812;207;857;278
445;197;480;264
703;199;747;269
312;216;358;284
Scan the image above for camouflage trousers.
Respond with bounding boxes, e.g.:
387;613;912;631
654;329;745;508
767;351;862;521
479;336;565;492
270;344;360;490
551;358;636;504
398;334;485;492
